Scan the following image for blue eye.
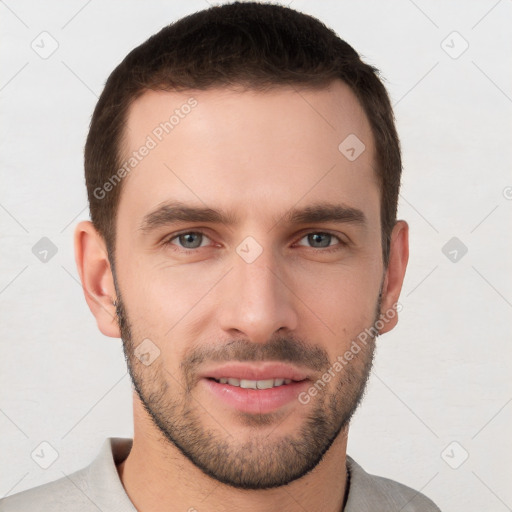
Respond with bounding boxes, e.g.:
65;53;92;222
162;230;345;254
297;232;343;250
166;232;210;250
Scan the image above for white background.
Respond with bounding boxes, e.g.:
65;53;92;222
1;1;511;510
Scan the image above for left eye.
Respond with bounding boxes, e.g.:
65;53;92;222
296;232;341;249
167;232;211;250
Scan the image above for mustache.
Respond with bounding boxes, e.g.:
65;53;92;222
181;334;331;375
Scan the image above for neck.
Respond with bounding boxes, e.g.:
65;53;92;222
117;398;350;512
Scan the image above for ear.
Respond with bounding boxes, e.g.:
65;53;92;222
74;220;120;338
378;220;409;335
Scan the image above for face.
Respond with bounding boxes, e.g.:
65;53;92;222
113;82;386;489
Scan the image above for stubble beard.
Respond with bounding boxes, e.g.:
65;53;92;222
115;288;380;490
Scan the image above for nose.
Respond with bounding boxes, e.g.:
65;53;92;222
217;243;299;344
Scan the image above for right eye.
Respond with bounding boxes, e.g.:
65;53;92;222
163;231;213;251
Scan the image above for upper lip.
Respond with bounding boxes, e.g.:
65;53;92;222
200;362;311;382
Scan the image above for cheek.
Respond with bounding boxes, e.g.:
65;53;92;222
119;258;224;342
287;260;381;336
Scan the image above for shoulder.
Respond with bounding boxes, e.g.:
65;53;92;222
345;455;442;512
0;467;95;511
0;437;134;512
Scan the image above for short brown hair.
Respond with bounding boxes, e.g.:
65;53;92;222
85;1;401;266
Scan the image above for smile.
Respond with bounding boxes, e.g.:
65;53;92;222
210;377;295;389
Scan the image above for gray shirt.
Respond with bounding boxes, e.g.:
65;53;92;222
0;438;441;511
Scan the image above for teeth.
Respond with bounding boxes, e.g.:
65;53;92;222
216;378;293;389
240;379;258;389
256;379;274;389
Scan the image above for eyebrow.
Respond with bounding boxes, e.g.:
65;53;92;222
139;200;367;234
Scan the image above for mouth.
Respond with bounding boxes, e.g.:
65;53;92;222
207;377;302;389
200;361;310;382
199;363;311;414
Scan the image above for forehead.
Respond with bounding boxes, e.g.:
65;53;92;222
118;82;378;231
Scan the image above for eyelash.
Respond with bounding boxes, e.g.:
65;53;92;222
162;230;347;254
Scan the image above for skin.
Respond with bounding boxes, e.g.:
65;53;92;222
74;80;408;512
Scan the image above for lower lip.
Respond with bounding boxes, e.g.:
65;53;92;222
201;378;310;414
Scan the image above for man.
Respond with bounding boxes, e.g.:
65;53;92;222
1;2;441;511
